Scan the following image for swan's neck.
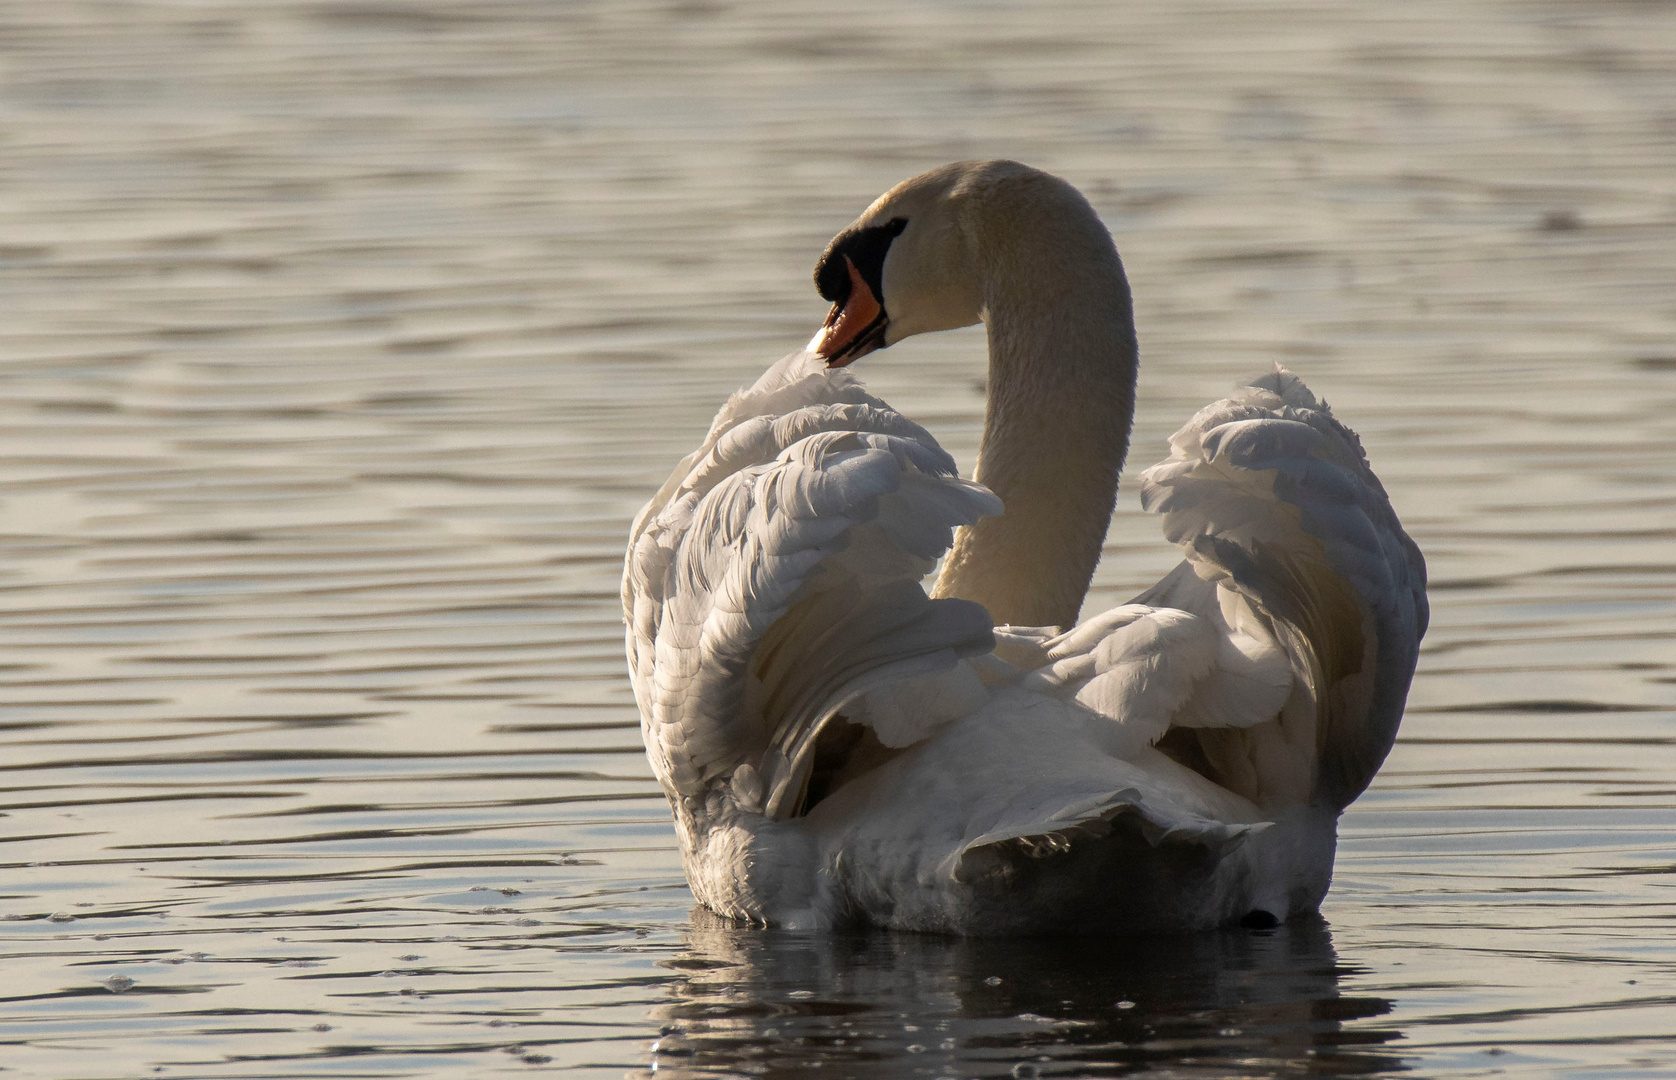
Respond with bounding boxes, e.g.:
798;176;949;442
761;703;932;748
932;211;1137;630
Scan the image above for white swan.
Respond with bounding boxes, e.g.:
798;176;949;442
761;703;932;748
623;160;1427;935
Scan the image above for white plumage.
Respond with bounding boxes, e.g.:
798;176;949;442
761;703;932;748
623;161;1427;934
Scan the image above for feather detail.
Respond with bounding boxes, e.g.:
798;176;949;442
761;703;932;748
624;351;1002;823
1137;366;1428;811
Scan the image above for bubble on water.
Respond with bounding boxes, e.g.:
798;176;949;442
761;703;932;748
102;974;135;993
312;1023;332;1032
984;975;1002;986
49;912;75;923
1115;999;1136;1009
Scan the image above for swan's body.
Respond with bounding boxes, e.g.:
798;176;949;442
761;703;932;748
624;161;1426;934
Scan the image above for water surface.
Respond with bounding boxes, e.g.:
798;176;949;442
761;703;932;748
1;1;1675;1077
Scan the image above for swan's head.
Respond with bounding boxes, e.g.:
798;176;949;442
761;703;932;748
808;161;997;366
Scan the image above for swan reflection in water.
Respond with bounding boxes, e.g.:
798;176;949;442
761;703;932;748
640;913;1403;1078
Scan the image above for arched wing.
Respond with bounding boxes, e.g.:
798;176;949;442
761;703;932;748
624;352;1002;821
1129;367;1428;811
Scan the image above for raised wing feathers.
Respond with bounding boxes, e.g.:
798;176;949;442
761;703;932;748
624;352;1001;820
1136;367;1428;811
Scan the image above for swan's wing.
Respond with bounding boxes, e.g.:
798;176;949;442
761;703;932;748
624;351;1002;820
1131;367;1428;811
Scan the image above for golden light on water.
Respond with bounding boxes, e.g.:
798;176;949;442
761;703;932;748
0;1;1672;1076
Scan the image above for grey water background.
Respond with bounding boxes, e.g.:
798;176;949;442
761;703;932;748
0;1;1673;1077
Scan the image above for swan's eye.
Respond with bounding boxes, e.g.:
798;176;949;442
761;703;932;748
814;216;908;306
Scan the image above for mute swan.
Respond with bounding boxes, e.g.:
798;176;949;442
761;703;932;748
624;160;1427;935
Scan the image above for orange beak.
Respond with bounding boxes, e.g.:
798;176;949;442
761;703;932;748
808;256;886;367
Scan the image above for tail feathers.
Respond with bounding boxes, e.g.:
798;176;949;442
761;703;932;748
942;781;1263;886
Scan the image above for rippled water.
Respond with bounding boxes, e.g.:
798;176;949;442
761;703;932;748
1;1;1673;1077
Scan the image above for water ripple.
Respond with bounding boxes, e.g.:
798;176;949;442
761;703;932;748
0;1;1673;1077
